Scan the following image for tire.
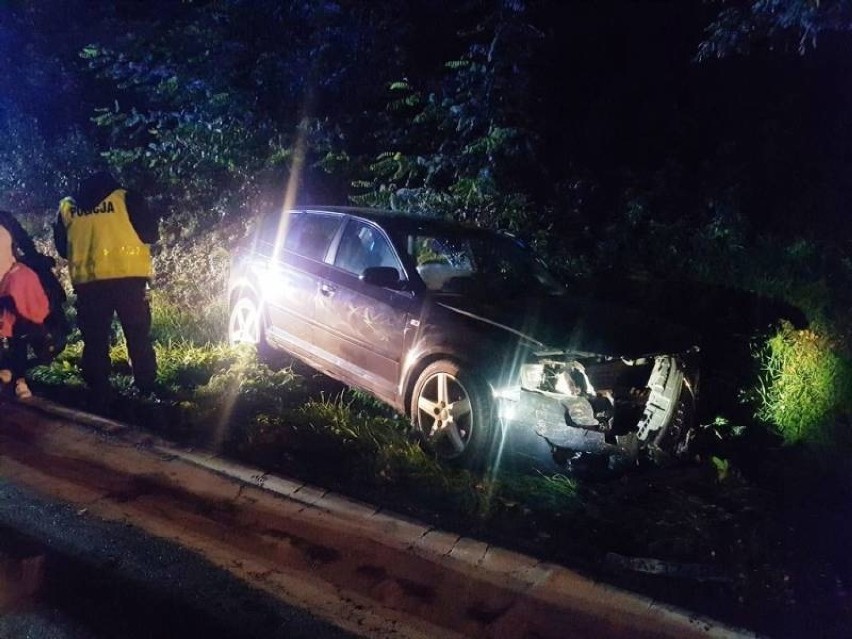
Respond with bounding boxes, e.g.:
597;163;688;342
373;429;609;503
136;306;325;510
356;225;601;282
228;293;263;346
410;360;495;466
228;292;294;368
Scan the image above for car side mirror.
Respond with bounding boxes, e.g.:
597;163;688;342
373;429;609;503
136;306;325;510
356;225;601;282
360;266;402;288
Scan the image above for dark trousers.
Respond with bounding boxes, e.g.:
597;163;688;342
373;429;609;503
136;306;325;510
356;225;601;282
75;278;157;393
0;337;28;380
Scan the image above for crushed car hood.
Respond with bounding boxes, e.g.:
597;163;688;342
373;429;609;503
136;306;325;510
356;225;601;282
434;292;697;358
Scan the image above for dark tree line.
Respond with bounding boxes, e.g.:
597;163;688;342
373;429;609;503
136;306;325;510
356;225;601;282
1;0;851;307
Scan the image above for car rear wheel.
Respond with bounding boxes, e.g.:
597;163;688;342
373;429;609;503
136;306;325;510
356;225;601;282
410;360;494;465
228;293;263;346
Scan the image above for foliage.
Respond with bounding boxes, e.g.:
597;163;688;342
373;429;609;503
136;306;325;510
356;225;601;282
711;456;731;482
0;107;98;216
152;341;247;391
753;321;852;444
151;217;247;335
579;182;852;354
353;1;544;233
699;0;852;59
0;0;111;214
77;0;416;223
726;236;852;357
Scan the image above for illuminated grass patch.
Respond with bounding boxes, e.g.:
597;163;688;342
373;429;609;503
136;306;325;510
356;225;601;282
754;321;852;445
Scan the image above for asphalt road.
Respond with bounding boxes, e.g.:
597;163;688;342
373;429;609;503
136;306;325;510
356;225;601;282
0;481;353;639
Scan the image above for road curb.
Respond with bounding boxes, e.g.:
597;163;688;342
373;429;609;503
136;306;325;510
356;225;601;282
21;396;757;638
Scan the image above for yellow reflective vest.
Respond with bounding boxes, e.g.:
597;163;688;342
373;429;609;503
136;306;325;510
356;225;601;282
58;189;152;285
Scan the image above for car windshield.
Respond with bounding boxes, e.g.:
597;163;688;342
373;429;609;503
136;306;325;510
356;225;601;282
407;231;564;296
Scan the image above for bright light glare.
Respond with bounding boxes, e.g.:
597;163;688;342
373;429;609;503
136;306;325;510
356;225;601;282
254;263;279;302
271;122;307;263
217;122;305;451
492;386;520;402
496;398;517;421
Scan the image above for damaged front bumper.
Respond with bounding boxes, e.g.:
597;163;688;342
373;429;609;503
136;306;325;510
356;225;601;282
496;352;698;466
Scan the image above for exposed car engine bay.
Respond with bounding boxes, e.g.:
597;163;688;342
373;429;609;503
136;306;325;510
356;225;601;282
510;351;697;465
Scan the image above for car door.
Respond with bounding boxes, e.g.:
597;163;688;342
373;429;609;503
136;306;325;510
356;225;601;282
263;211;341;350
313;218;414;402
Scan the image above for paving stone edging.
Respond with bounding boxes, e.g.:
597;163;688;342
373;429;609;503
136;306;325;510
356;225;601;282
23;396;757;638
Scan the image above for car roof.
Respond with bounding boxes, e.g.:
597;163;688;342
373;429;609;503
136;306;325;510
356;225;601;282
295;206;499;237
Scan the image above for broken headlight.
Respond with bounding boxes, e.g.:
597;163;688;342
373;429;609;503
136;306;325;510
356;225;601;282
519;358;608;429
519;359;595;396
519;363;545;391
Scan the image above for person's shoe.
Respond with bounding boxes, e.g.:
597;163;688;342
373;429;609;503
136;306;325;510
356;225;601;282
0;369;12;384
14;379;32;400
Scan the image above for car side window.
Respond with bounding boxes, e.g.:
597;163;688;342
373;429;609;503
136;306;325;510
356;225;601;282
334;221;400;275
283;212;340;261
410;235;475;291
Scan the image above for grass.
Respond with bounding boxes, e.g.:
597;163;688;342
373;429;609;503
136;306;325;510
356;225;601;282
149;290;228;345
753;321;852;445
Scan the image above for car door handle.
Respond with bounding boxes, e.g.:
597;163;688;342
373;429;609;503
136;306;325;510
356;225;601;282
320;283;337;297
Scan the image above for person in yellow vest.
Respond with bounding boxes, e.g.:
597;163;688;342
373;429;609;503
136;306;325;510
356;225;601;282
54;172;158;399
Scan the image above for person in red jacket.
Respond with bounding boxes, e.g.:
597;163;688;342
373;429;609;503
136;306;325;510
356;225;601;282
0;216;50;399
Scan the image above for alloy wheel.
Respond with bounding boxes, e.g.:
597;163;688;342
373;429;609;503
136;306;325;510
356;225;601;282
414;370;473;458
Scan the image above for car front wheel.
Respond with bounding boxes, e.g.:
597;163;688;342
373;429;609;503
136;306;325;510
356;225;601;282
410;360;494;466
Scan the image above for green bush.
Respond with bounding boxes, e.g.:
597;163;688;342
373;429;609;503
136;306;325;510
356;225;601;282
754;321;852;445
152;216;248;343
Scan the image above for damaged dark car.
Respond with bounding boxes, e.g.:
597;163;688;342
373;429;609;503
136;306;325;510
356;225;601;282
227;207;699;468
